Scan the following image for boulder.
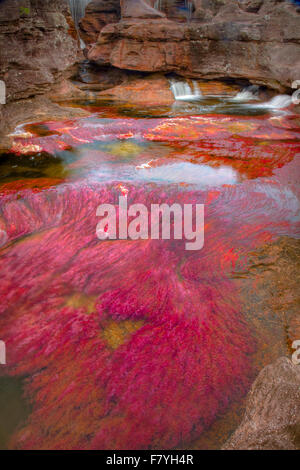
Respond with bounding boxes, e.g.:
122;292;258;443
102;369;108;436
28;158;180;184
79;0;120;45
223;357;300;450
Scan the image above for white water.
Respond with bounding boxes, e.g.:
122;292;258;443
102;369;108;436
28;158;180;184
232;86;292;111
170;80;202;100
68;0;91;49
155;0;193;20
185;0;193;22
232;86;259;102
68;0;91;26
256;94;293;109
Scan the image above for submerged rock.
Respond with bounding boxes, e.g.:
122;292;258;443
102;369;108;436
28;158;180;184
223;357;300;450
235;237;300;364
98;75;174;105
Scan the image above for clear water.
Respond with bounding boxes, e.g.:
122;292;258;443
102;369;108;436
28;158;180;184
0;91;299;450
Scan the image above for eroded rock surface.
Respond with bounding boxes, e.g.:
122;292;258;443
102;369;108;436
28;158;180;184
0;0;79;102
79;0;121;45
235;237;300;364
88;0;300;90
98;74;174;105
223;357;300;450
0;0;81;142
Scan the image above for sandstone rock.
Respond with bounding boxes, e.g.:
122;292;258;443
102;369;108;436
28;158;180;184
88;19;188;72
223;357;300;450
48;79;88;102
259;0;295;15
198;80;239;95
98;75;174;105
0;0;84;145
76;61;129;88
214;1;257;21
0;0;79;102
0;95;88;152
237;0;263;13
234;237;300;368
193;0;228;17
87;0;300;91
79;0;120;45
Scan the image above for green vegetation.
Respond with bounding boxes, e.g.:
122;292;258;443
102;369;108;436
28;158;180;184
20;6;30;16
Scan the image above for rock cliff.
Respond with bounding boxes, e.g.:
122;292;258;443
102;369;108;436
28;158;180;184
79;0;120;45
0;0;79;103
88;0;300;91
0;0;85;148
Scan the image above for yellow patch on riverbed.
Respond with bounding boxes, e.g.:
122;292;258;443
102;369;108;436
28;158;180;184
65;292;97;314
102;319;145;350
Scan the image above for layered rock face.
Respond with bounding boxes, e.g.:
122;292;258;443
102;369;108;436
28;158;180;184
223;357;300;450
98;74;174;105
79;0;121;45
0;0;79;102
88;0;300;90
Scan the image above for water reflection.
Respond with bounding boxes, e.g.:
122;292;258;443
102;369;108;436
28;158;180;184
136;161;238;186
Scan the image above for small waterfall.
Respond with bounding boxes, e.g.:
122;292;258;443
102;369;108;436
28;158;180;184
232;86;259;102
68;0;90;26
154;0;163;10
232;87;292;110
155;1;193;21
68;0;91;49
185;0;193;22
192;81;202;97
258;94;293;109
170;80;202;100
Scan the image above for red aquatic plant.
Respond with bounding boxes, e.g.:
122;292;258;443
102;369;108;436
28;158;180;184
0;174;299;449
9;114;300;155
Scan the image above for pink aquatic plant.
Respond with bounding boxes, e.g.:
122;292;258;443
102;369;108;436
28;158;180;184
10;114;300;155
0;174;299;449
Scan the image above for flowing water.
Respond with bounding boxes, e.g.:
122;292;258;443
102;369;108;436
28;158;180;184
68;0;91;26
231;86;260;102
170;79;202;100
68;0;91;49
0;84;299;449
155;0;194;21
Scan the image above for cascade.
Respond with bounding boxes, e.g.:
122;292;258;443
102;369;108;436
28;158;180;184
259;94;293;109
68;0;91;48
170;79;202;100
185;0;193;21
154;0;194;20
232;86;259;102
